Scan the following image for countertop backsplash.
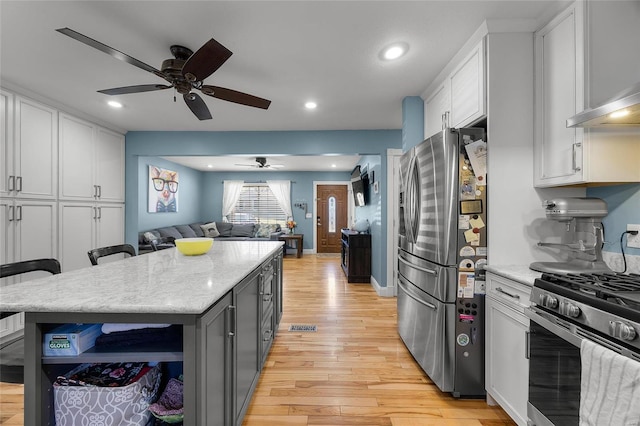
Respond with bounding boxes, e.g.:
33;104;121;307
603;252;640;275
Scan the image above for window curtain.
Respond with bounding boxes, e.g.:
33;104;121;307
267;180;293;219
222;180;244;220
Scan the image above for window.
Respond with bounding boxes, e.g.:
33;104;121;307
228;184;287;225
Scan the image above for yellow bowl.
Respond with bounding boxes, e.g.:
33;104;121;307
175;237;214;256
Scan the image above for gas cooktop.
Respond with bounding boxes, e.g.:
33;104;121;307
535;272;640;322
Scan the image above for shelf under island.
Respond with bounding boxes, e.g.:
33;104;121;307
0;240;284;425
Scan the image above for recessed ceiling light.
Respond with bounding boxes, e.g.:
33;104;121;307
610;109;630;119
331;164;337;168
305;101;317;110
380;42;409;61
107;100;123;108
207;164;213;169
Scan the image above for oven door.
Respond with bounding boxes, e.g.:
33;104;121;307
526;309;582;426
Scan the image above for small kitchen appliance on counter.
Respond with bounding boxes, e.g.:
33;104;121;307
530;197;611;274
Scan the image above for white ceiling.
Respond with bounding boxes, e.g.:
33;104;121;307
0;1;567;171
162;154;362;172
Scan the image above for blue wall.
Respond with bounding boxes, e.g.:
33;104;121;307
352;155;384;283
138;156;206;232
202;170;350;250
125;129;403;287
402;96;425;151
587;183;640;256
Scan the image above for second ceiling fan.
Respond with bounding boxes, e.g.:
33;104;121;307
56;27;271;120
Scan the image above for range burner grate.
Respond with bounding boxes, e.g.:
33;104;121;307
537;272;640;313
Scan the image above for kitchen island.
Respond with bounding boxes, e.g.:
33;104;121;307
0;240;283;425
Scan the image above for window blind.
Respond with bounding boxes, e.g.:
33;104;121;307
228;184;287;225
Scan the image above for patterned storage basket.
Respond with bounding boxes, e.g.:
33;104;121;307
54;363;161;426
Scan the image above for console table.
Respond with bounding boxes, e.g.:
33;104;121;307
278;234;303;258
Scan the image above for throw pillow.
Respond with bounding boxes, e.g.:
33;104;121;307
158;227;184;240
175;225;197;238
200;222;220;238
189;223;205;237
255;224;276;238
143;231;159;243
215;222;233;237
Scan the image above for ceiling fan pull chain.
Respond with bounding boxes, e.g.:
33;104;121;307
174;88;177;103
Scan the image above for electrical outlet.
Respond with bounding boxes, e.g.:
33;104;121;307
627;224;640;249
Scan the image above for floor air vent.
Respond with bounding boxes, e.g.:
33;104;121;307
288;324;317;332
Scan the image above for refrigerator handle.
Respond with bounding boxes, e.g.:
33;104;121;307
398;276;438;311
398;256;437;275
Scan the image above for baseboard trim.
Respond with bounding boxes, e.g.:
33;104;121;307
371;276;395;297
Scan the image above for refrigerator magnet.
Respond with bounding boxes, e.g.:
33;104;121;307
458;272;475;298
460;246;475;257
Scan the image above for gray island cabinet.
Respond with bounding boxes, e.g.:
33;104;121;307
0;241;283;425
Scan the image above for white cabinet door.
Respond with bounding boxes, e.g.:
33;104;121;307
59;202;125;272
59;202;96;272
95;203;125;250
14;97;58;199
95;128;125;202
59;114;125;202
59;114;96;200
0;90;14;197
0;198;15;277
534;2;585;186
424;82;450;139
450;40;485;129
14;200;57;265
486;296;529;426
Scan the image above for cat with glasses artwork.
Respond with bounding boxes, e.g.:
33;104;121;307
149;166;179;213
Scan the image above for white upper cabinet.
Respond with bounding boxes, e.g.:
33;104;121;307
534;1;640;187
450;40;485;129
424;39;486;139
59;113;125;202
1;95;58;199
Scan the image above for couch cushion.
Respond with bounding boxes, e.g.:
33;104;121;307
200;222;220;238
189;223;205;237
254;223;278;238
175;225;197;238
215;222;233;237
230;223;255;238
157;227;183;240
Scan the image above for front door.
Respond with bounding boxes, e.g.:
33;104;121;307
316;184;348;253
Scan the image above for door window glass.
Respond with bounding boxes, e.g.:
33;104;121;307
329;196;336;233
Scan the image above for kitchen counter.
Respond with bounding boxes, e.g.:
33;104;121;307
0;241;282;314
484;264;541;286
10;241;284;425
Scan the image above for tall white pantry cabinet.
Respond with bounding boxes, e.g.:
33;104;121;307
0;87;125;341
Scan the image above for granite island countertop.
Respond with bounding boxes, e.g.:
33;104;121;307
484;264;542;286
0;240;283;315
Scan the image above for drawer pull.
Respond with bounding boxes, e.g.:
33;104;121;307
495;286;520;300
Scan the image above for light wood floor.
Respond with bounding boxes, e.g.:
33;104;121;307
0;254;515;425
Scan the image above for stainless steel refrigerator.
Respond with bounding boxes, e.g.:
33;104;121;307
397;127;487;397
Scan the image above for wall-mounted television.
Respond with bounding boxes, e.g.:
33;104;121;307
351;165;369;207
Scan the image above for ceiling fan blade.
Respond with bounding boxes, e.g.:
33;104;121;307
183;93;212;120
98;84;171;96
56;28;168;81
200;85;271;109
182;38;232;83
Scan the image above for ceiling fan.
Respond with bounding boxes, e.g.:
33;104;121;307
235;157;284;169
55;27;271;120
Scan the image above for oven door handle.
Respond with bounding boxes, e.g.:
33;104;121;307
526;308;582;348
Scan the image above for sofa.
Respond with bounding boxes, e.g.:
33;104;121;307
138;221;284;254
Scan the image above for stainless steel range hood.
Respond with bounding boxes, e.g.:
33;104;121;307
567;82;640;128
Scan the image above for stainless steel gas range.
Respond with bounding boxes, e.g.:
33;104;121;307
526;272;640;426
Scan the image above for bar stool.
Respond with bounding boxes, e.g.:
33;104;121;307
87;244;136;266
0;258;61;383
